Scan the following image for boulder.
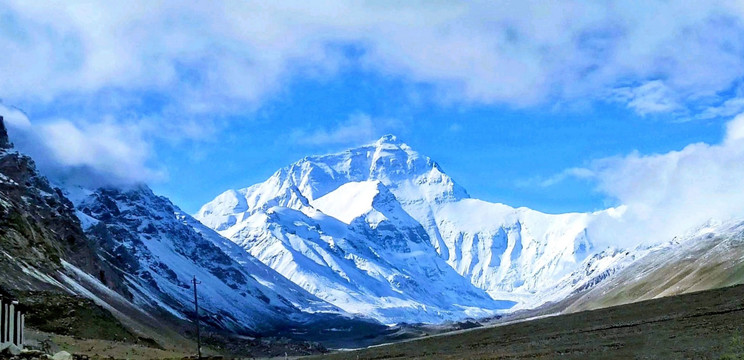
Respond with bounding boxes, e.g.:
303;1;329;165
52;350;72;360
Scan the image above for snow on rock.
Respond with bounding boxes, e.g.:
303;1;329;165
221;197;512;324
311;181;382;224
72;185;357;333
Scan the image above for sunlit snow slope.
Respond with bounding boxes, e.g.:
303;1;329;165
196;135;626;323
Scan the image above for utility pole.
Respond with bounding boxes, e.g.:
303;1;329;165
193;275;202;359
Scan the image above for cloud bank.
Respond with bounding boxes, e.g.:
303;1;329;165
0;104;162;187
581;114;744;246
2;1;744;115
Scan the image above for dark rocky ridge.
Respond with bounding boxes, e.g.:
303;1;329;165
0;115;11;149
0;116;107;290
0;115;162;354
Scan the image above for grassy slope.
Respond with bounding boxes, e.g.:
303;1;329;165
311;283;744;359
19;291;141;343
565;232;744;312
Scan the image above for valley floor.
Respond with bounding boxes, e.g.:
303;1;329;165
309;283;744;359
24;330;190;360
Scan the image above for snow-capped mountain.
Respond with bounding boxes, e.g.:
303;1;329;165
196;135;623;322
0;115;388;350
69;184;373;334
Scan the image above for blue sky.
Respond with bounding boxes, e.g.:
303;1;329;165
149;69;725;214
0;1;743;220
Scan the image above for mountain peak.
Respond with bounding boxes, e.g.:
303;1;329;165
375;134;402;146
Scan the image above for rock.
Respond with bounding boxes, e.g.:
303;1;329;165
1;343;23;356
0;115;10;149
51;351;72;360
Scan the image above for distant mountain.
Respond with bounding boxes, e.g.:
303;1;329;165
562;219;744;312
5;108;743;352
196;135;629;322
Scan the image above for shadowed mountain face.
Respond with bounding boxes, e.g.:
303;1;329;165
0;116;105;290
74;184;373;334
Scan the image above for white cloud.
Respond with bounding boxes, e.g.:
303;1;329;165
0;106;163;187
290;113;402;146
0;104;32;130
724;113;744;143
612;81;681;116
536;167;595;187
1;1;744;115
570;113;744;246
697;97;744;120
2;0;744;191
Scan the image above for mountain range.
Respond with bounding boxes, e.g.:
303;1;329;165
0;117;382;350
195;135;661;322
2;117;744;354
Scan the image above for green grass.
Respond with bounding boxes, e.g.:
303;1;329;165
720;331;744;360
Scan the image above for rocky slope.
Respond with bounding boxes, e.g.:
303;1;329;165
70;184;372;334
0;116;106;290
0;115;183;352
562;219;744;312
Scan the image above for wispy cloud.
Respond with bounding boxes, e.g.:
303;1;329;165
290;113;402;146
0;104;32;130
696;97;744;120
611;81;681;116
531;167;595;188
